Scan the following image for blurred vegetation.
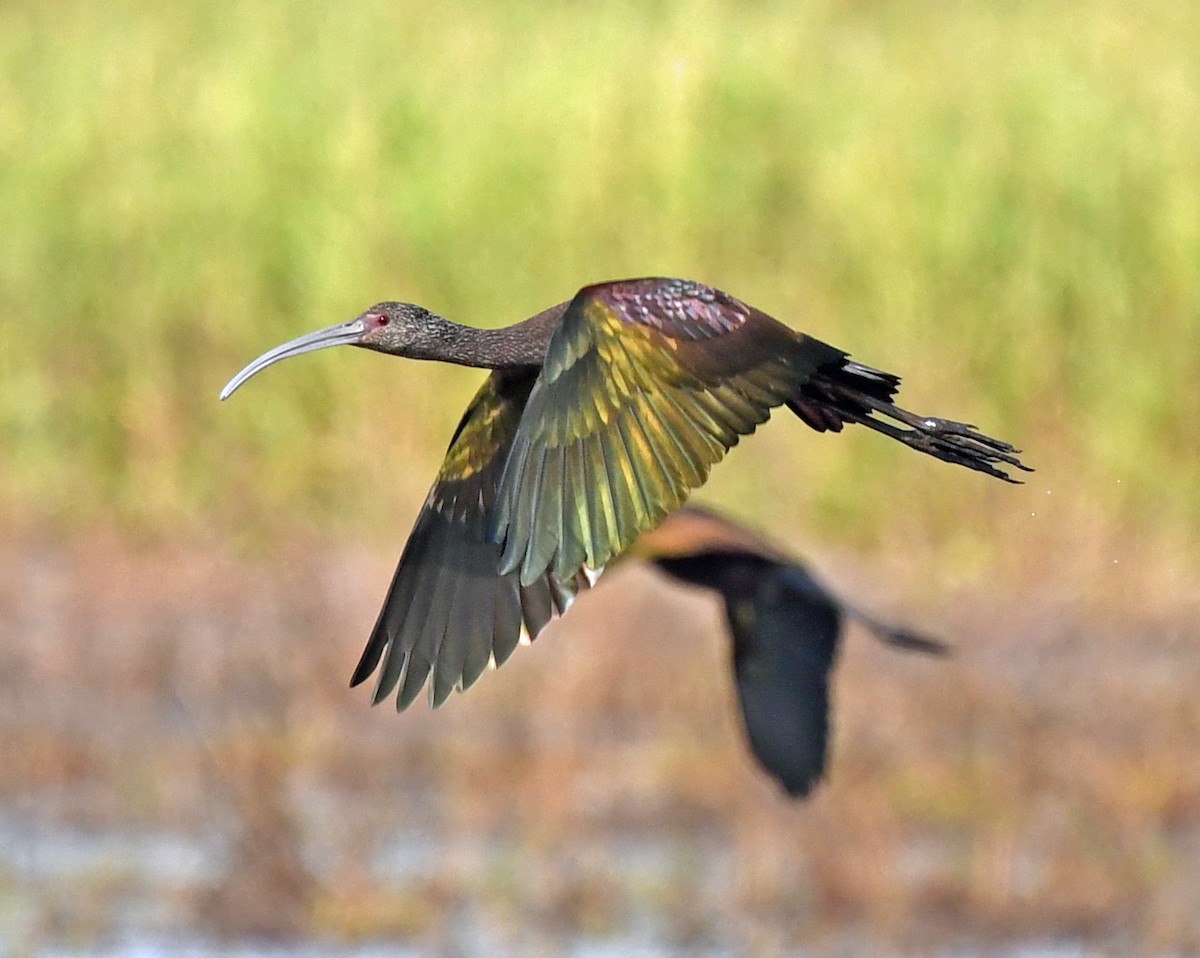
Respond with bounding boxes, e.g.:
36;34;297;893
2;0;1197;586
4;540;1199;950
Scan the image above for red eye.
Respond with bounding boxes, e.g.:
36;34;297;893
375;314;390;327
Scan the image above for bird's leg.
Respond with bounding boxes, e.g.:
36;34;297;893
841;602;950;656
829;389;1033;483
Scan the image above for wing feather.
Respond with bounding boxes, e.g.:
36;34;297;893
490;575;523;669
624;400;681;513
456;562;495;693
565;440;597;567
613;414;656;528
430;544;476;707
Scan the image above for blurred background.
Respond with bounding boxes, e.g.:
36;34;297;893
2;0;1198;954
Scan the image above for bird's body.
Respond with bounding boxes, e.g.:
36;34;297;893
634;506;947;798
221;277;1029;710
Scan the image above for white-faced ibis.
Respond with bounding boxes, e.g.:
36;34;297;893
221;277;1028;710
632;505;946;799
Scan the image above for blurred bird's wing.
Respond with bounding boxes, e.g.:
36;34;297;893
351;369;586;710
488;278;847;586
738;564;946;796
732;564;843;798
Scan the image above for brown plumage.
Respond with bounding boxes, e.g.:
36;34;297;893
221;277;1029;709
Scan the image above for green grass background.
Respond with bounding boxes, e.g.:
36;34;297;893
3;0;1197;590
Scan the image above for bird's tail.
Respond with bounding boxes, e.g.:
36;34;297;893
788;357;1032;483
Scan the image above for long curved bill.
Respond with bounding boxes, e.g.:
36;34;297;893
219;317;367;400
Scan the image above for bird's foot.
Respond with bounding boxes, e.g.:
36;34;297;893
898;416;1032;483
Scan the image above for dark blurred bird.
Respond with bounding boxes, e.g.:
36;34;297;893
633;505;947;798
221;277;1027;710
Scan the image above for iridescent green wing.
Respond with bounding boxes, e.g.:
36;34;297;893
352;368;583;710
488;278;848;586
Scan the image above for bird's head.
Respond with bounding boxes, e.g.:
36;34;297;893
219;302;442;400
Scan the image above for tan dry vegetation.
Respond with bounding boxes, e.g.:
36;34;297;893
2;531;1197;954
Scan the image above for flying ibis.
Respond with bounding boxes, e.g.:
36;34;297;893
220;277;1028;710
633;505;946;798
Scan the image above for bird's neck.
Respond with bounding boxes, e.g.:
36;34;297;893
414;304;565;370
